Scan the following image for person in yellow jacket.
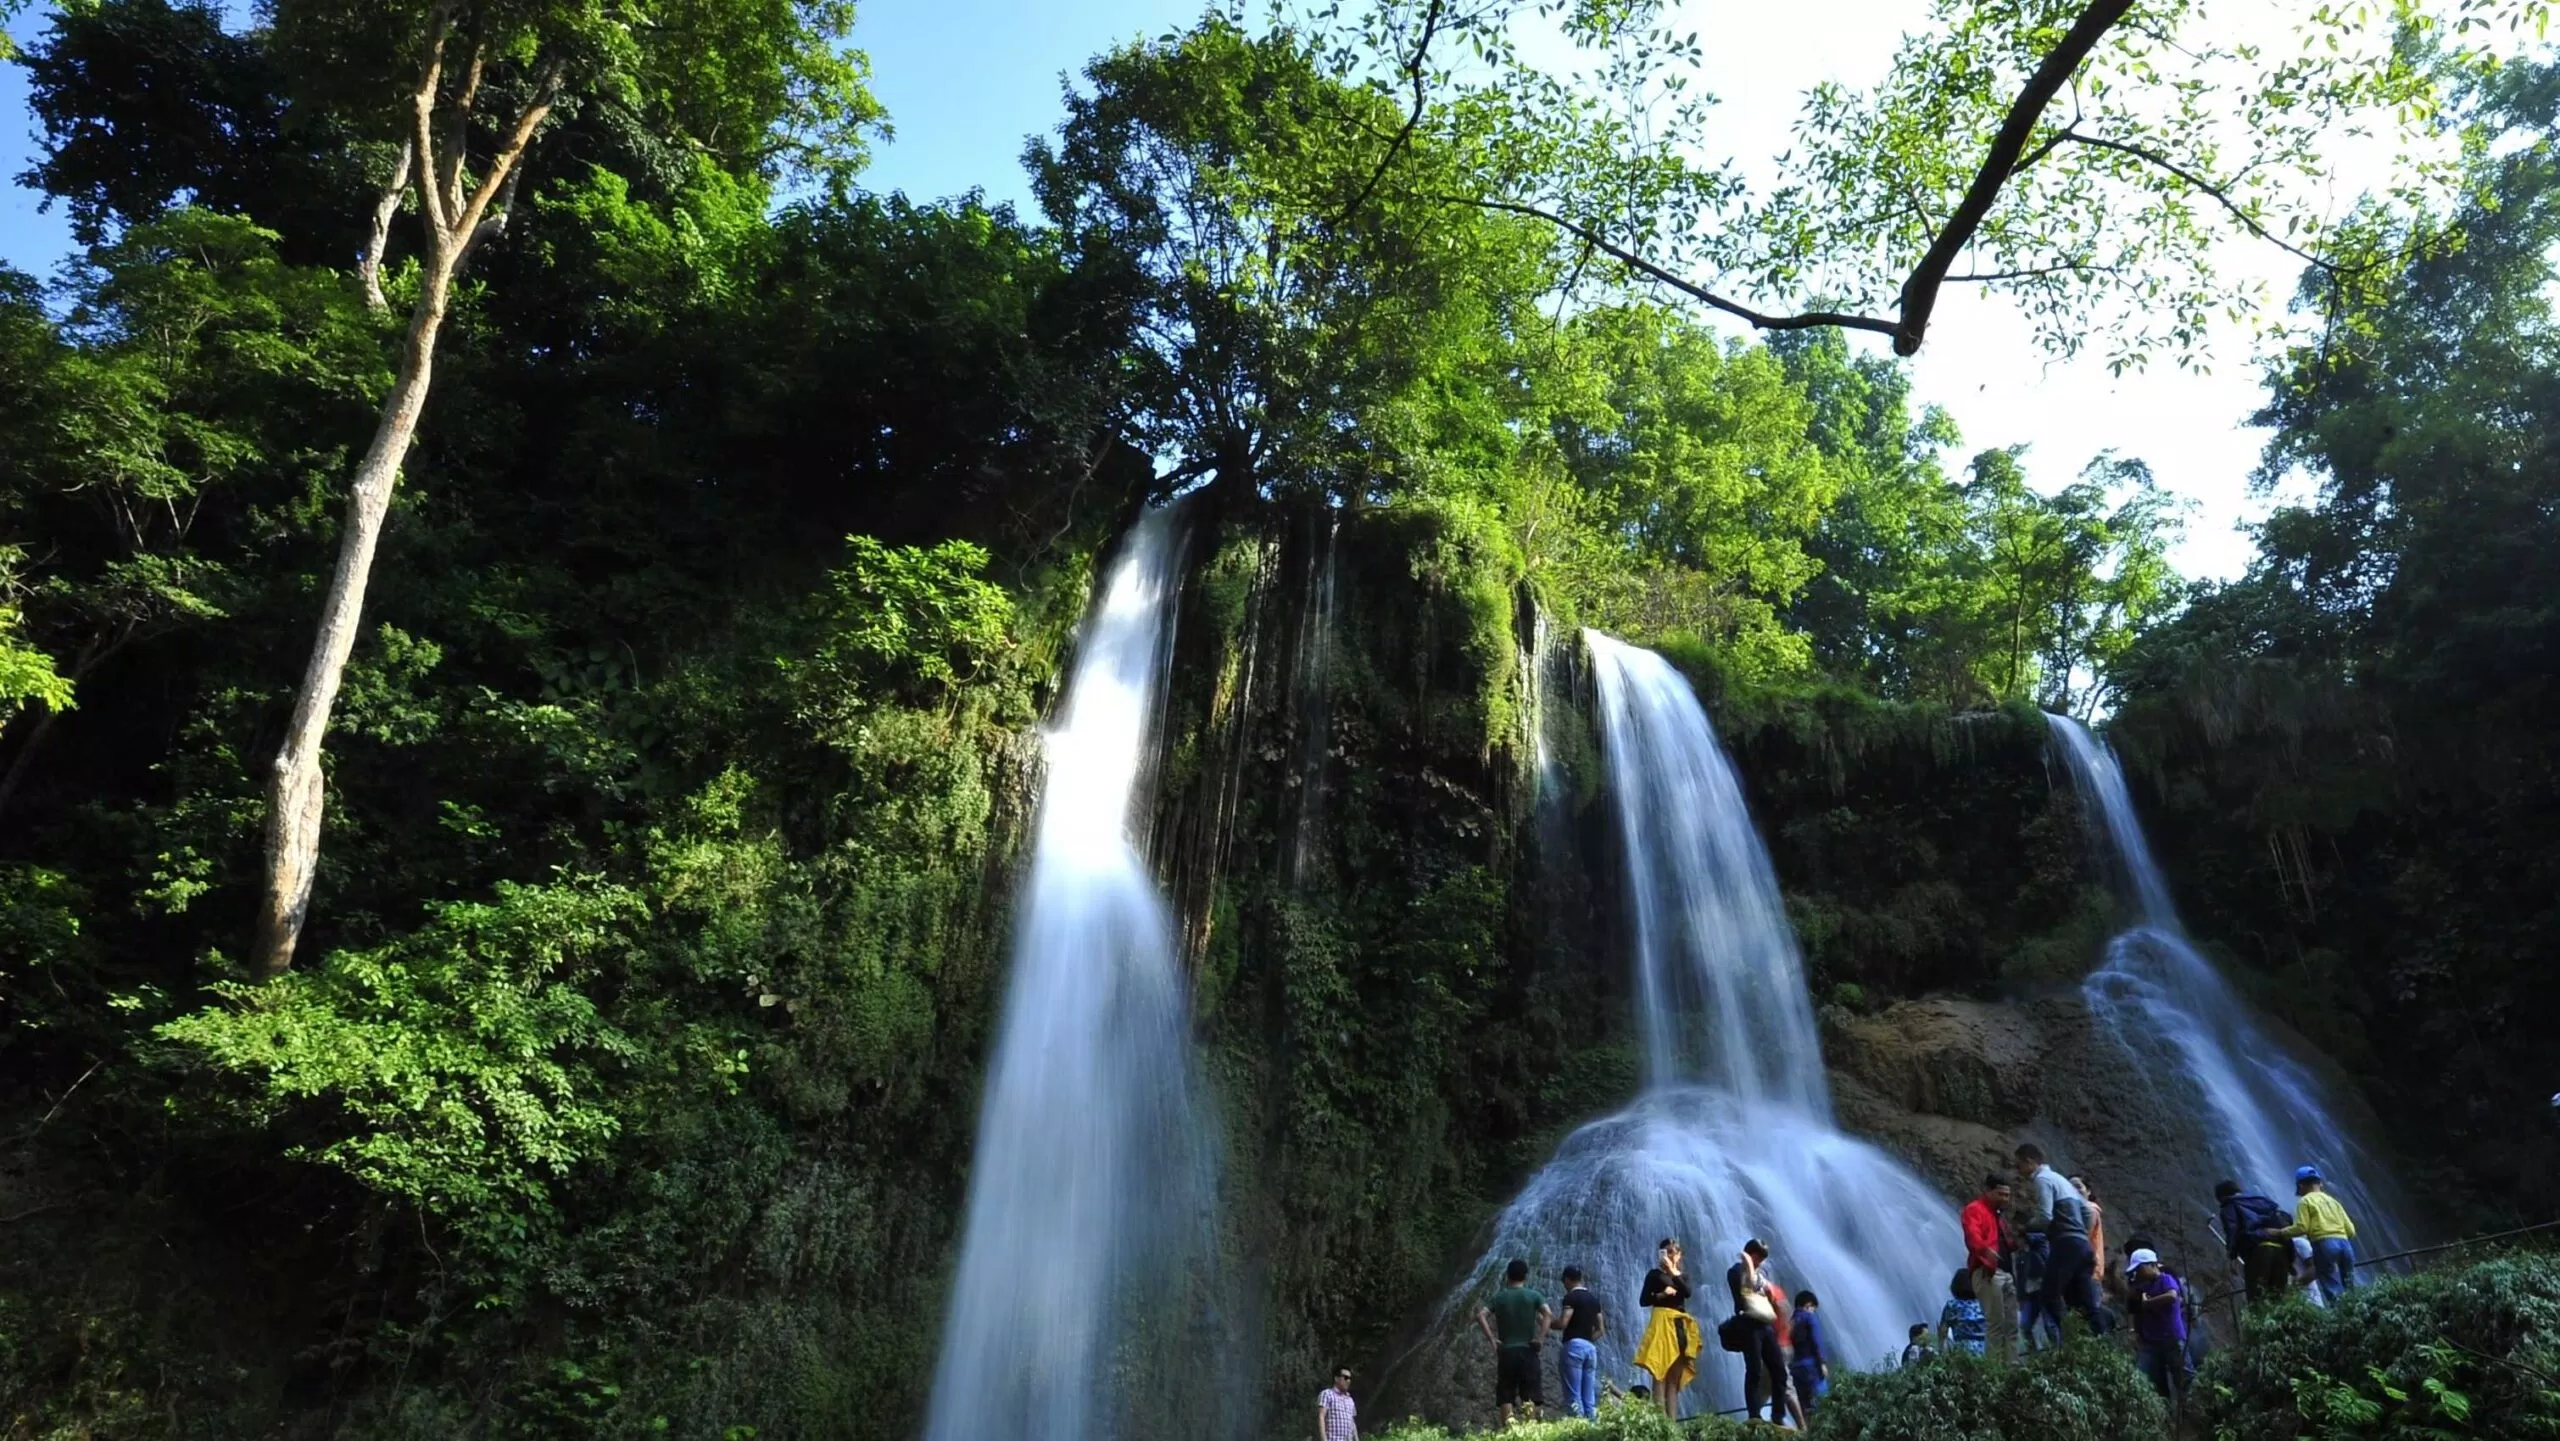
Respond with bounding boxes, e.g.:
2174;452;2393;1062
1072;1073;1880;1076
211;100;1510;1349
2271;1165;2359;1303
1633;1238;1702;1417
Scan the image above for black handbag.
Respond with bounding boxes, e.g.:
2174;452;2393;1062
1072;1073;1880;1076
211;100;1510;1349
1716;1313;1752;1353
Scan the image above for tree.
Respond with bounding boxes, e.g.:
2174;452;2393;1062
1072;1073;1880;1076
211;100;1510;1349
1306;0;2549;370
0;220;381;821
245;0;880;974
1029;18;1553;502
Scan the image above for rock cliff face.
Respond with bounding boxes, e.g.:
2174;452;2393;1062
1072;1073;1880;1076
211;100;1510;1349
1825;991;2387;1348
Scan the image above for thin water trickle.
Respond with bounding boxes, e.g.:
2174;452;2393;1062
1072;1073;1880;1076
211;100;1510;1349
2046;713;2407;1262
1446;634;1957;1417
927;511;1217;1441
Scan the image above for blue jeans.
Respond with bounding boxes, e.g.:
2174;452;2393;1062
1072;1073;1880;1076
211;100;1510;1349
1560;1337;1599;1418
2313;1237;2358;1303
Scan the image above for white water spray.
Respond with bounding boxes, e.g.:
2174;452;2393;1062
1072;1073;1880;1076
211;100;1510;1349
927;512;1216;1441
2046;713;2405;1261
1446;634;1958;1417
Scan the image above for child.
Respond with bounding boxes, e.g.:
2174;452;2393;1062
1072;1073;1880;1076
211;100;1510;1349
1789;1290;1828;1413
2270;1165;2360;1304
1901;1323;1934;1366
1939;1269;1988;1355
2127;1249;2192;1409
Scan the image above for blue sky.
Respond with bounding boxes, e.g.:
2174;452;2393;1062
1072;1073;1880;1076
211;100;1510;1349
1;0;2334;580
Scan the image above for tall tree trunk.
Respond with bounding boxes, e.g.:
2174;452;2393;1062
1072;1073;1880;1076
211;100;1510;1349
252;272;452;976
250;24;558;975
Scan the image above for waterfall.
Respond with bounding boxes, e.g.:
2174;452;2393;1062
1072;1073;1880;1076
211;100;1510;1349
1288;514;1340;889
2045;713;2406;1262
927;510;1218;1441
1443;633;1958;1416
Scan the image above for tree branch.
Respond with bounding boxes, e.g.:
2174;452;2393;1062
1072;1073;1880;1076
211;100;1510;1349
439;39;487;223
454;61;565;247
1454;195;1901;338
2052;129;2344;272
453;163;523;276
1893;0;2136;354
360;139;413;311
1945;259;2123;282
409;6;456;244
1339;0;1445;226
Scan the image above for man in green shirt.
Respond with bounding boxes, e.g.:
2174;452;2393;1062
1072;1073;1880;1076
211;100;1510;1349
1476;1259;1552;1424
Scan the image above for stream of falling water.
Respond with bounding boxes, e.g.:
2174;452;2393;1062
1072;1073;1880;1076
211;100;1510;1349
926;511;1218;1441
2046;713;2407;1266
1442;634;1957;1417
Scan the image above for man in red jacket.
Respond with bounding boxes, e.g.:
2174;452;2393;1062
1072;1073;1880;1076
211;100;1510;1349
1961;1174;2017;1363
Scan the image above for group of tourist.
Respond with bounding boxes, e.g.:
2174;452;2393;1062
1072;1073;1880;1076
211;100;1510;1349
1458;1236;1826;1428
1312;1143;2369;1437
1934;1145;2363;1410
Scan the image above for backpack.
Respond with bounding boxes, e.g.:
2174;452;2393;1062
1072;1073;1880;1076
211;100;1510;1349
2233;1194;2291;1239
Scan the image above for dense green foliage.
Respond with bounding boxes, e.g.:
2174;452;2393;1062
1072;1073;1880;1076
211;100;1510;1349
2198;1254;2560;1440
1371;1398;1744;1441
5;1;2560;1437
1808;1339;2165;1441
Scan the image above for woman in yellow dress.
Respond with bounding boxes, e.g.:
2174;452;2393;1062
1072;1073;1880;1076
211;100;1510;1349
1634;1237;1701;1416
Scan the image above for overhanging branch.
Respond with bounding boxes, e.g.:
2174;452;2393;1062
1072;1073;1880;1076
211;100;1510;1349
1893;0;2137;354
2051;128;2346;272
1456;195;1901;339
1340;0;1446;226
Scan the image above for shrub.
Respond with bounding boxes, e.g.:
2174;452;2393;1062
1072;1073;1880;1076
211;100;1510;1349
2196;1253;2560;1439
1369;1395;1745;1440
1808;1339;2165;1441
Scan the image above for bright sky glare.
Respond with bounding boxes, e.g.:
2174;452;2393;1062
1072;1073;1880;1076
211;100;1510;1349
2;0;2435;580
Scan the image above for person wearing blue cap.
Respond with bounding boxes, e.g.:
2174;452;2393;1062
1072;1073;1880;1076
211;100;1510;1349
2270;1165;2360;1302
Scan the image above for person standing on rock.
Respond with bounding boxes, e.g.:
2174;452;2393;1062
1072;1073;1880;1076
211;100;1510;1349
1555;1265;1606;1420
2127;1248;2193;1410
1726;1238;1787;1424
2216;1179;2294;1305
1961;1173;2018;1361
1635;1238;1700;1418
2015;1143;2104;1333
1476;1258;1550;1425
1760;1266;1805;1429
2270;1165;2361;1303
1789;1290;1830;1415
2073;1175;2111;1299
1316;1366;1359;1441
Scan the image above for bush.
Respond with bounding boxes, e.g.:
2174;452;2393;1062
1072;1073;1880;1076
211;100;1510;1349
1808;1339;2166;1441
2196;1253;2560;1439
1369;1395;1745;1440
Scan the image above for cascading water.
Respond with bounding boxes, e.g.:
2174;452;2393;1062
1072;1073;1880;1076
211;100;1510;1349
927;511;1218;1441
2046;713;2406;1262
1445;633;1957;1416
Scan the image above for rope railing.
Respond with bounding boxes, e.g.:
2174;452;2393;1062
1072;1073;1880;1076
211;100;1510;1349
2190;1216;2560;1320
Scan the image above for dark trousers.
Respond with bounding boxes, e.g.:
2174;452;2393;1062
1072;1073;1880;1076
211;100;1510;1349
1738;1319;1785;1421
2241;1241;2292;1304
2043;1234;2104;1332
2136;1337;2191;1410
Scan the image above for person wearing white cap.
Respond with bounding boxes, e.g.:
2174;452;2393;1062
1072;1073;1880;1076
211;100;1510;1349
2126;1249;2191;1407
2270;1165;2361;1303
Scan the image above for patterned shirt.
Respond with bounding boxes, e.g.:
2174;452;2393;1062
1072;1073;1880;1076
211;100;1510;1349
1318;1387;1357;1441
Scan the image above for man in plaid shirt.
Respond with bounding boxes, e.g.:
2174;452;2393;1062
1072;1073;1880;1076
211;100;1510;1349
1317;1366;1359;1440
